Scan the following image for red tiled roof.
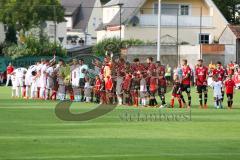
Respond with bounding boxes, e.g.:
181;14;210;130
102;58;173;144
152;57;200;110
229;25;240;39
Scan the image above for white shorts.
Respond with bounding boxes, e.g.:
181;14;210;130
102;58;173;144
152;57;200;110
39;77;47;88
31;83;38;92
25;76;32;86
46;78;54;89
16;77;24;87
71;78;80;87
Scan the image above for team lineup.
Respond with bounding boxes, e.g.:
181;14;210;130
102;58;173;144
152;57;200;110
5;55;238;109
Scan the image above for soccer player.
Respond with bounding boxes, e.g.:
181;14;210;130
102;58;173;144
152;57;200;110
84;77;92;103
212;61;226;102
79;59;89;102
56;59;66;101
225;75;235;109
122;72;132;105
156;61;167;108
30;71;38;99
171;75;183;108
13;67;27;98
181;59;192;108
45;63;55;100
140;73;147;107
70;59;80;102
25;64;37;99
211;76;223;109
116;72;124;105
11;74;17;98
39;60;49;99
6;63;14;86
149;72;158;107
195;59;208;109
94;75;101;103
105;75;113;104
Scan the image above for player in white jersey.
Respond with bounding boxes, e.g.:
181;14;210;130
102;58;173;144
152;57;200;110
70;59;81;101
13;67;27;98
25;64;37;99
36;60;45;98
11;74;17;98
30;71;38;99
45;63;55;100
56;59;66;101
39;60;49;99
211;76;223;109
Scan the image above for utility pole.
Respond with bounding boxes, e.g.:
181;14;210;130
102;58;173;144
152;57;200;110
199;7;203;59
157;0;161;61
53;5;57;46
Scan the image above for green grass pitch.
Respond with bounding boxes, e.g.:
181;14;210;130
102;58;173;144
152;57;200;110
0;86;240;160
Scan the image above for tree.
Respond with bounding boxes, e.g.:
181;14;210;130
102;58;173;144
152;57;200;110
0;0;65;43
213;0;240;24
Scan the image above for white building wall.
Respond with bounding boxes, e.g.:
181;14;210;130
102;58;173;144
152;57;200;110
219;26;237;63
87;0;103;39
0;23;5;43
45;21;67;46
103;6;119;24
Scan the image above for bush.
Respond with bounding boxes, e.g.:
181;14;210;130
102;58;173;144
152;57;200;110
93;38;151;56
3;35;67;59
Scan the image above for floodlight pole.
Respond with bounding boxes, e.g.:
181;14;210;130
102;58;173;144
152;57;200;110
157;0;161;61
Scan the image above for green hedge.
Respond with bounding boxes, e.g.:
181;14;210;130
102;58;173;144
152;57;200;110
2;35;67;59
93;38;154;56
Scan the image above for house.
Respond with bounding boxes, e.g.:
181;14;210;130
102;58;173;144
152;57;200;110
0;23;5;43
61;0;102;45
97;0;228;45
219;25;240;63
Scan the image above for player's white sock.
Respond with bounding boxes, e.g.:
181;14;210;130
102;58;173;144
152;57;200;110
142;98;146;106
117;96;122;105
86;97;91;102
40;88;45;99
16;87;20;98
25;86;29;98
12;89;16;97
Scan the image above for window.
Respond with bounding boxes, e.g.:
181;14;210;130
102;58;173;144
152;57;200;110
153;3;159;14
162;4;178;15
199;34;210;44
180;5;189;15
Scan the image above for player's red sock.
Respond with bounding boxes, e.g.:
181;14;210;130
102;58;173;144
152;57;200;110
51;91;57;100
70;93;74;101
37;88;40;98
171;99;174;108
22;87;26;97
134;93;138;106
178;99;182;108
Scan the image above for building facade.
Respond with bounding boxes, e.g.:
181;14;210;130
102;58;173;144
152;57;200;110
97;0;228;45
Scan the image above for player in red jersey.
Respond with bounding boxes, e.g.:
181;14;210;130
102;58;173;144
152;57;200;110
156;61;167;108
195;59;209;109
181;59;192;108
122;72;132;105
147;57;157;72
212;61;226;101
94;75;101;103
149;72;158;107
225;74;236;109
105;76;113;104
